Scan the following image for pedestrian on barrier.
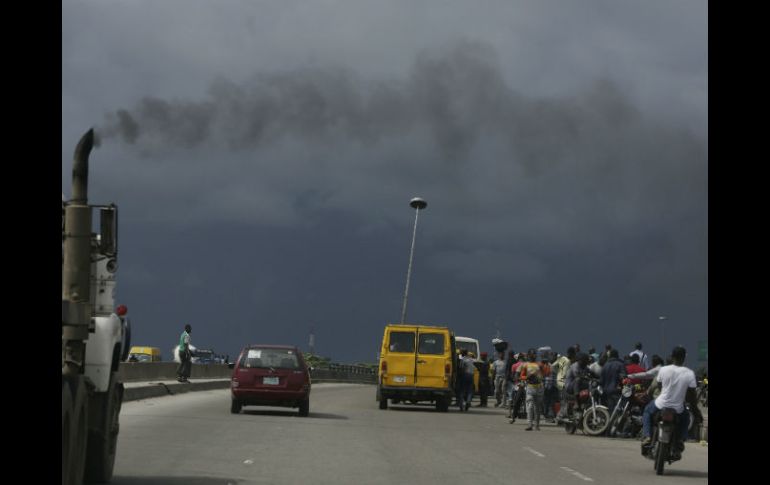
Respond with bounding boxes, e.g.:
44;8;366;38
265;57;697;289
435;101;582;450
176;324;193;383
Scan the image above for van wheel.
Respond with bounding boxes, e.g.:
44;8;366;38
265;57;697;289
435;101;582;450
436;397;449;412
230;398;242;414
298;399;310;417
379;397;388;410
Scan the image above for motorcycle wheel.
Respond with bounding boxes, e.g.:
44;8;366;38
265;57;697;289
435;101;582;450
582;406;611;436
655;442;668;475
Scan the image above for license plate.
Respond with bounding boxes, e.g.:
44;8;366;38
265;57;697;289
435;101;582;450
393;376;406;383
263;376;279;385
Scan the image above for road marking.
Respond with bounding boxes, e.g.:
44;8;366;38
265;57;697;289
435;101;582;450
560;467;594;482
243;459;254;465
523;446;546;458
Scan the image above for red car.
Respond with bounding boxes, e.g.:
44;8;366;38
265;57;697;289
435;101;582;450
230;345;311;416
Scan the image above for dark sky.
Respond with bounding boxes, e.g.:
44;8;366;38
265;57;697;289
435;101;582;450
63;1;707;365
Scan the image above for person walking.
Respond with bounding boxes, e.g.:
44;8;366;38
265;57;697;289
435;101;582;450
475;352;491;407
553;346;576;423
519;348;545;431
541;352;556;422
508;353;527;423
492;352;508;407
458;350;476;411
176;324;193;382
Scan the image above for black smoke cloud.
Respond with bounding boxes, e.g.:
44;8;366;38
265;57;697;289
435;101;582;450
97;41;651;168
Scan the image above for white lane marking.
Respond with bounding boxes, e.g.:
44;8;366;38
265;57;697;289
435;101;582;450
523;446;546;458
243;459;254;465
560;467;594;482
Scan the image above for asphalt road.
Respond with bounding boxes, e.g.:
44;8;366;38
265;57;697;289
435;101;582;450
112;383;708;484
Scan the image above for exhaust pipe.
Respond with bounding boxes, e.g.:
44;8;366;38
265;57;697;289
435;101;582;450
71;128;94;204
63;129;96;369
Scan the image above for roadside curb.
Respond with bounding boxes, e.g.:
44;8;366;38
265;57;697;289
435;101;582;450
124;380;231;402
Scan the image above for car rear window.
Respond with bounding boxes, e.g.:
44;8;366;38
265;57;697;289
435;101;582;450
418;333;445;355
240;348;300;369
388;332;415;352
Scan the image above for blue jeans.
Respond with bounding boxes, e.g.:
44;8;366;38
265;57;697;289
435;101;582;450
642;401;690;442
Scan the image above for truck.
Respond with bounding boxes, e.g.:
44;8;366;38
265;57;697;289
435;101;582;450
62;129;131;484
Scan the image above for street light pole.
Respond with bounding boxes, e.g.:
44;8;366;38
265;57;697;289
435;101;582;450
400;197;427;324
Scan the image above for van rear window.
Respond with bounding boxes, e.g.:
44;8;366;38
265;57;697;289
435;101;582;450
418;334;445;355
388;332;415;352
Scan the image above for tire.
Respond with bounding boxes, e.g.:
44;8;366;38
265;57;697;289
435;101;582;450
582;406;611;436
298;398;310;417
231;398;242;414
655;442;668;475
64;375;89;485
379;397;388;410
436;396;449;412
62;379;73;485
84;372;123;483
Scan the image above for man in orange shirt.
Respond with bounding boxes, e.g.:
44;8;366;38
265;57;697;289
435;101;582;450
519;348;545;431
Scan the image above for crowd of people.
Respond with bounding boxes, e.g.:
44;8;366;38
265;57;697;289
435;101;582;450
455;341;705;446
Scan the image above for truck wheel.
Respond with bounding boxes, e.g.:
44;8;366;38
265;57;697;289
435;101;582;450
298;398;310;417
84;372;123;483
64;375;89;485
62;379;73;484
231;398;242;414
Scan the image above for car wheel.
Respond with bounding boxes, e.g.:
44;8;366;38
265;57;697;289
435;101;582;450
298;398;310;417
230;398;242;414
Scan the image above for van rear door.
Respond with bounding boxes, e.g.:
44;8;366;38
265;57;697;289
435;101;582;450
383;328;416;387
415;330;448;389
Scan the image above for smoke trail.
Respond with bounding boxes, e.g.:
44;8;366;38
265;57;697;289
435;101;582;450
98;40;643;165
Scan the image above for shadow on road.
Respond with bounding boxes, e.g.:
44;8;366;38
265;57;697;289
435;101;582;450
112;476;242;485
663;470;709;478
241;409;348;419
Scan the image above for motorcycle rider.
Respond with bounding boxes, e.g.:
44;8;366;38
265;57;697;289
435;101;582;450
641;346;703;458
600;349;627;415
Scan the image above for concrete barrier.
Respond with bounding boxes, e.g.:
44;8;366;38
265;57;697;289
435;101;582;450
119;362;377;385
119;362;232;382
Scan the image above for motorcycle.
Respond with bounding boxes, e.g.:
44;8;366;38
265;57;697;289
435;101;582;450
607;379;651;438
563;373;611;436
643;407;686;475
697;377;708;408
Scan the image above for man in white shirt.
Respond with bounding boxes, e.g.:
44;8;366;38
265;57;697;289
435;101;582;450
641;346;702;453
629;342;650;370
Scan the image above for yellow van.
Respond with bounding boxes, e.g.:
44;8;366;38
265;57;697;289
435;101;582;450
127;346;162;362
377;324;455;412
